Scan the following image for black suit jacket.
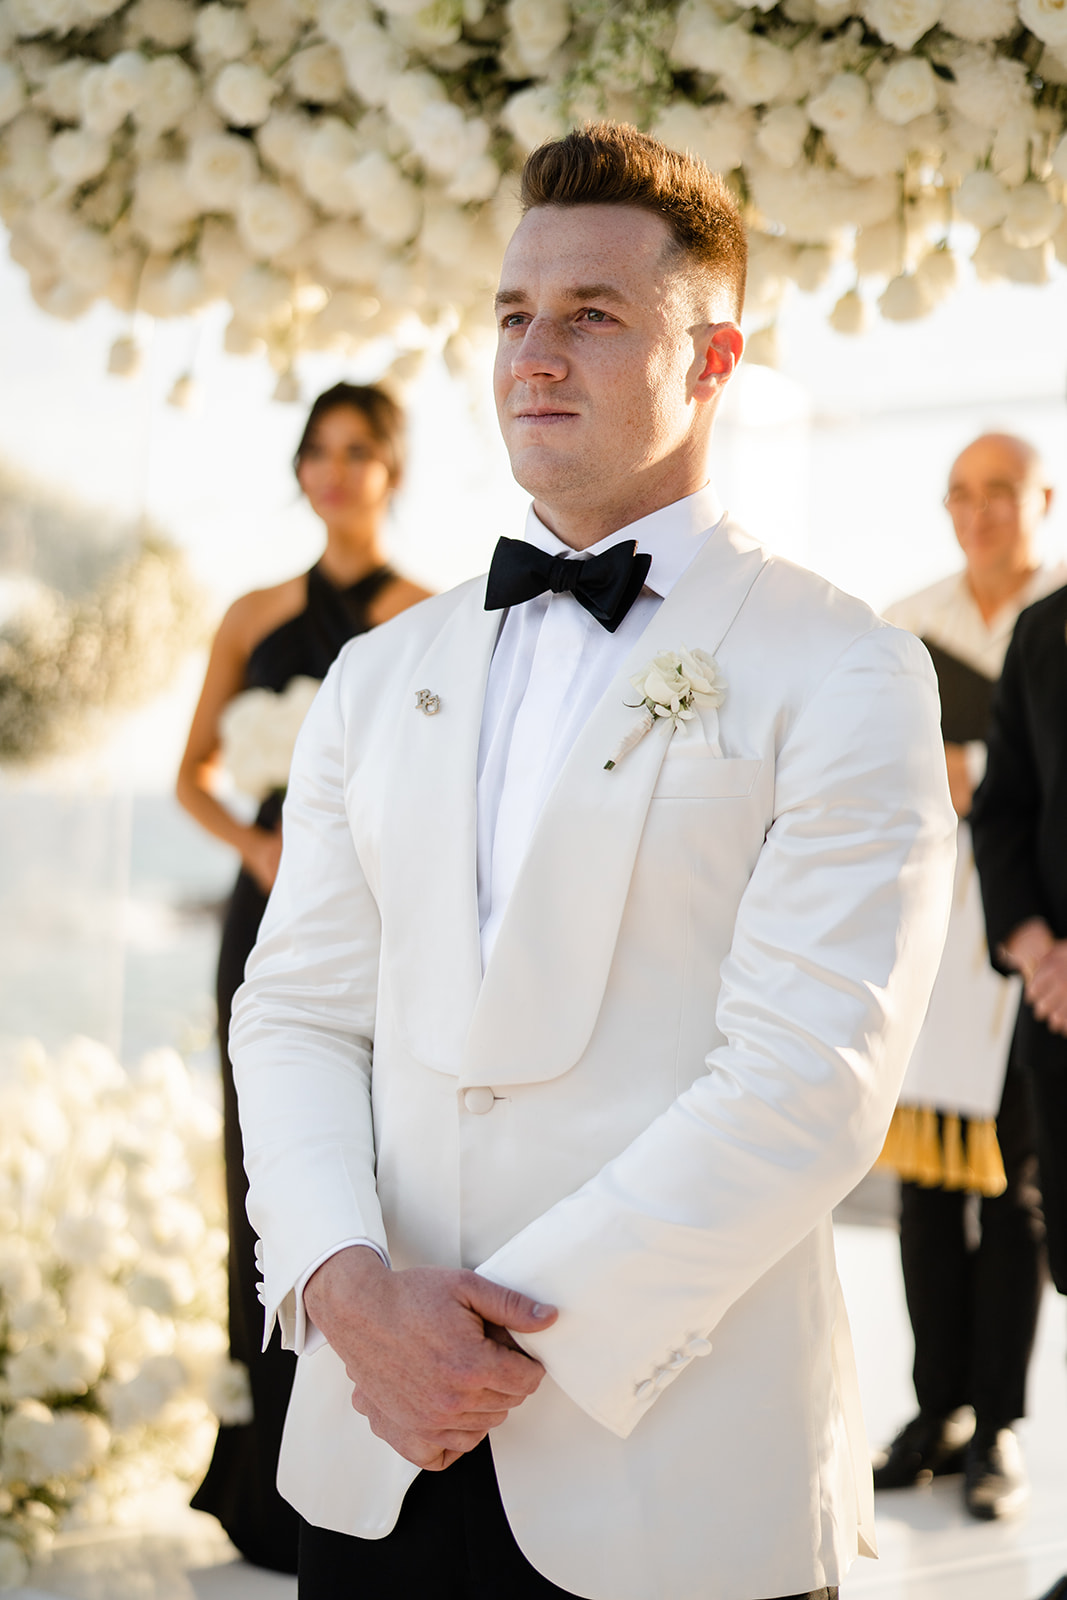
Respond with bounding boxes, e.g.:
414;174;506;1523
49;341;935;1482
971;582;1067;972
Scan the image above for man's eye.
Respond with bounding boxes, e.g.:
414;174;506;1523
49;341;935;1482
502;313;526;328
583;309;609;323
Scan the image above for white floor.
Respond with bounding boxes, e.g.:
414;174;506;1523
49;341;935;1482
11;1223;1067;1600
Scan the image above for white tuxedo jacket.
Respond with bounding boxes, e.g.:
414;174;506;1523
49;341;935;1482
231;518;955;1600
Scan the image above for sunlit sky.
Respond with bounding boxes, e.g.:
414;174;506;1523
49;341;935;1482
1;242;1065;788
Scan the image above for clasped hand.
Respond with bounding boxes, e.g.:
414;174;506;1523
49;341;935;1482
304;1245;557;1471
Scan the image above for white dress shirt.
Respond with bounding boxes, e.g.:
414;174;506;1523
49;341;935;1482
477;484;725;967
296;483;724;1347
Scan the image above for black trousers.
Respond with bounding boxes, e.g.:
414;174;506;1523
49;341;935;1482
898;1048;1046;1428
1013;1002;1067;1294
298;1438;836;1599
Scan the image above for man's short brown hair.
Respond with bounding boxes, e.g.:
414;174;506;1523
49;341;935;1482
519;122;747;319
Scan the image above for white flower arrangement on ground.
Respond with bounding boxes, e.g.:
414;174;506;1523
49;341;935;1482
0;1;1064;372
218;673;319;799
0;1037;247;1589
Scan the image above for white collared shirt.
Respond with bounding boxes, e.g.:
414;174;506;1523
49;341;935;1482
297;482;724;1346
476;484;724;968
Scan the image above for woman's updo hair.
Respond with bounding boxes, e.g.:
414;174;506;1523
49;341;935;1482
293;382;406;488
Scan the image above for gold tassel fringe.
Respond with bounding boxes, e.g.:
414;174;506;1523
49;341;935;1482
875;1104;1007;1197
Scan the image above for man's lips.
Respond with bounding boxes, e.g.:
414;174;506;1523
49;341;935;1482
512;408;580;422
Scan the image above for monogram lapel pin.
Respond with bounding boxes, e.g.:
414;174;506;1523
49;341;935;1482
414;688;441;716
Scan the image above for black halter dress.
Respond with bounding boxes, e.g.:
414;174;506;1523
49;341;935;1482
191;562;396;1572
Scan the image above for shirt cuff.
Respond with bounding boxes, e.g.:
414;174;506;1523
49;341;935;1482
964;740;987;789
295;1237;391;1355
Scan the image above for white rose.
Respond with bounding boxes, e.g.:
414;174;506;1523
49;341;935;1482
214;62;278;128
8;0;81;34
58;227;112;292
161;258;210;313
297;116;360;211
853;215;905;276
669;0;729;72
948;47;1029;128
289;42;346;105
1001;180;1063;247
386;69;446;134
755;104;809;167
721;29;793;106
132;54;198;137
45;1330;108;1393
237;180;311;257
939;0;1016;39
808;72;869;135
827;112;908;177
230;263;292;326
220;679;319;794
653;100;754;173
195;2;253;60
914;244;959;302
318;0;372;45
502;84;565;151
447;151;500;204
311;220;384;282
363;174;422;246
78;59;139;135
789;243;837;291
37;59;90;121
186;131;259;210
134;158;198;225
1019;0;1067;46
340;20;402;107
411;102;488;179
256;108;312;177
829;287;870;333
744;233;790;318
129;0;196;47
814;0;858;18
954;167;1010;227
0;61;26;126
420;201;476;267
198;217;252;286
1053;132;1067;181
972;225;1052;283
878;270;932;320
863;0;941;49
247;0;304;48
991;113;1035;186
874;56;939;124
48;127;109;184
507;0;570;67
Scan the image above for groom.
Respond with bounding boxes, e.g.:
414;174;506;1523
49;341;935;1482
231;124;956;1600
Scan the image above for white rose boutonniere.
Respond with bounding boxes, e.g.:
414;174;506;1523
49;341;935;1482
605;647;726;771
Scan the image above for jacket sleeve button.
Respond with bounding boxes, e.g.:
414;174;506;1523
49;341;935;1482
463;1086;496;1114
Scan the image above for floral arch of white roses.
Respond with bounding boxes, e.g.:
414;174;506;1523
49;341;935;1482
0;0;1066;387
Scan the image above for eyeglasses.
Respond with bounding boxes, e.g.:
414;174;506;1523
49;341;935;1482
943;484;1022;520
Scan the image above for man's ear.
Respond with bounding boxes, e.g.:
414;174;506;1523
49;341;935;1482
694;322;744;399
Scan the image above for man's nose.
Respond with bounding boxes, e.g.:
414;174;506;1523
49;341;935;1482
510;317;568;382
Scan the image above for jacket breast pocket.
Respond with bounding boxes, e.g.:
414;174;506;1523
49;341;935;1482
652;756;762;800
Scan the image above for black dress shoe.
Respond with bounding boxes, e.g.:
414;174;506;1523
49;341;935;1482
1034;1577;1067;1600
963;1425;1029;1520
872;1408;974;1489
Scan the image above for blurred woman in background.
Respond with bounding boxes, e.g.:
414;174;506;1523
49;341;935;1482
177;382;429;1572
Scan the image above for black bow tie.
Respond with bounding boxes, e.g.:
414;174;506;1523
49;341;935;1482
484;536;652;634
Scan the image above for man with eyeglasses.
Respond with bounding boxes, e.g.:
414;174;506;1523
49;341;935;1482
971;444;1067;1600
874;433;1059;1521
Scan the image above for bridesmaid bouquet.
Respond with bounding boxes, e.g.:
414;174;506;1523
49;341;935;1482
218;675;320;801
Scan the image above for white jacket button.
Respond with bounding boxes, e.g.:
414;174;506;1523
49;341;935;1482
684;1336;712;1357
667;1350;688;1370
653;1367;672;1391
463;1087;496;1114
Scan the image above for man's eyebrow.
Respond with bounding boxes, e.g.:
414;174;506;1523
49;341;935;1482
493;283;630;309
